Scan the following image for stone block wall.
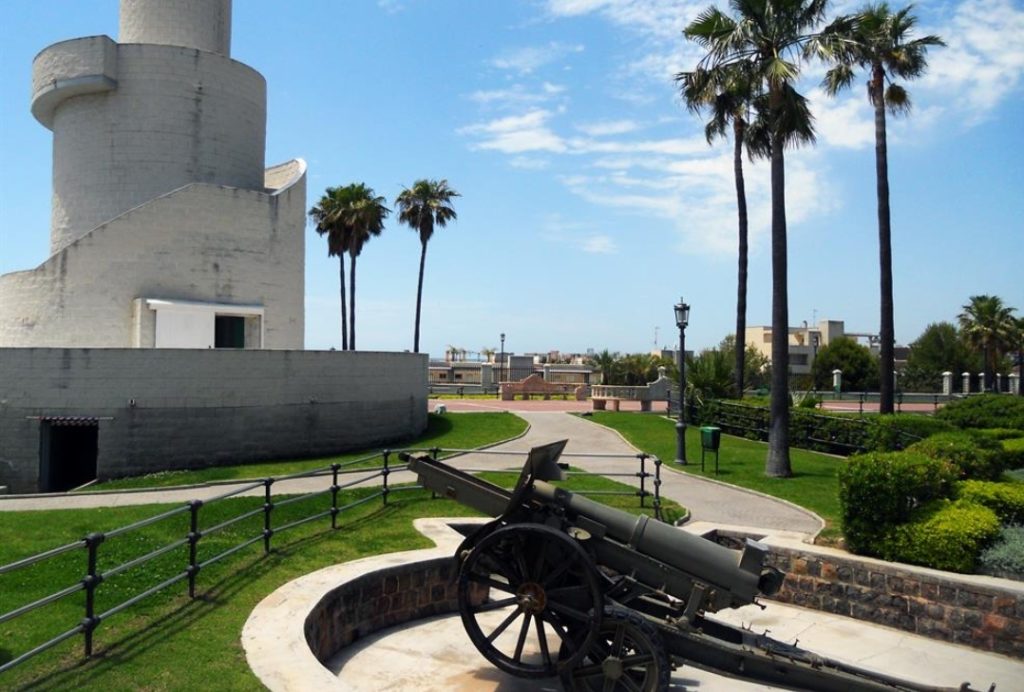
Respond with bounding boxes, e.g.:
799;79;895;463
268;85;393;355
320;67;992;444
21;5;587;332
0;348;428;492
709;529;1024;658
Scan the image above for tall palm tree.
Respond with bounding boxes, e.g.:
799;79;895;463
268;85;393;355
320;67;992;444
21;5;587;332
958;295;1016;391
586;349;620;385
812;3;944;414
685;0;823;477
343;184;390;350
308;186;354;350
676;63;764;399
395;179;460;353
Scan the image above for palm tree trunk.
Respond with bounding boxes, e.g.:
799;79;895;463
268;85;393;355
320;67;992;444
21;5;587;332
873;64;895;414
766;120;792;478
339;257;348;351
733;119;748;399
413;240;428;353
349;253;357;351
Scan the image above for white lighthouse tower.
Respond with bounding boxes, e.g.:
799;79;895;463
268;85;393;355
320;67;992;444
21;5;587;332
1;0;306;349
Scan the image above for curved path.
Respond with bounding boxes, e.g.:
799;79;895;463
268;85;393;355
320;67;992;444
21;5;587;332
0;410;821;537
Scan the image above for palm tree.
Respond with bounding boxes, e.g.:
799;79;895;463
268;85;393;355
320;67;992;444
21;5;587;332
813;3;943;414
676;63;763;399
395;179;460;353
343;184;390;350
1013;317;1024;397
958;295;1016;391
481;347;497;363
308;186;354;350
685;0;823;477
586;349;620;385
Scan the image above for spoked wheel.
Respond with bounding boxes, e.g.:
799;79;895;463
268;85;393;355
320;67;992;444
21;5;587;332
457;523;603;678
559;607;671;692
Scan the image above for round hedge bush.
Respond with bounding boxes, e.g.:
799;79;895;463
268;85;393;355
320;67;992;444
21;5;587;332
957;480;1024;524
879;499;1000;573
936;394;1024;431
906;431;1005;481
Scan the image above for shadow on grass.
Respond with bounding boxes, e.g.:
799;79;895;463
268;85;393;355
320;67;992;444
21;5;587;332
13;504;409;691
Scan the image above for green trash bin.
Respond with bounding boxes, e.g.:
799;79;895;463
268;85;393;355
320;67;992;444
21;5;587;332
700;426;721;451
699;426;721;474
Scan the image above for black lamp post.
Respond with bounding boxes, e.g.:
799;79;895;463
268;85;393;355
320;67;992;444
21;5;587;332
674;299;690;465
499;333;506;386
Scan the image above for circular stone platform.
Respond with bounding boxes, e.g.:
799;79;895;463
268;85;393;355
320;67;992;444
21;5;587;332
243;519;1023;691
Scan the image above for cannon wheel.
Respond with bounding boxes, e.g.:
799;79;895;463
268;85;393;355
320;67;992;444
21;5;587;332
457;523;603;678
559;606;671;692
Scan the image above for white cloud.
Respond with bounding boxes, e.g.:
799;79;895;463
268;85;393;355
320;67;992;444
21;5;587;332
583;234;618;253
576;119;641;136
509;156;551;169
492;42;585;74
458;110;568;153
809;90;875;149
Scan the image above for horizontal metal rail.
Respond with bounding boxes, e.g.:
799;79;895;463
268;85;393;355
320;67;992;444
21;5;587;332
104;503;190;539
274;509;333;535
102;538;189;581
0;623;84;674
274;487;331;509
98;571;189;621
199;534;265;569
202;479;267;504
202;505;266;537
0;538;85;574
0;581;85;625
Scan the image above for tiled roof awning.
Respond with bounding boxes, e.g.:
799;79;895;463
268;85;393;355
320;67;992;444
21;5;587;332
38;416;101;426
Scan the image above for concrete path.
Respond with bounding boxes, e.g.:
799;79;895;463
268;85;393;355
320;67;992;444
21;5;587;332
0;411;822;539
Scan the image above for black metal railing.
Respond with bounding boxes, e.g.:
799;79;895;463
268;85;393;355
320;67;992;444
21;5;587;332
0;446;661;677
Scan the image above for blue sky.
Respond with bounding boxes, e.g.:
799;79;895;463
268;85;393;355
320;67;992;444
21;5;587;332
1;0;1021;358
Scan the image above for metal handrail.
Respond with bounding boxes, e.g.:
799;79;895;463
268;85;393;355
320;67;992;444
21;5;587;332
0;447;660;678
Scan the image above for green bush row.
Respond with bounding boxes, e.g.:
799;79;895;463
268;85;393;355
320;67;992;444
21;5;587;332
936;394;1024;431
1003;437;1024;469
957;480;1024;524
862;414;954;451
906;431;1006;481
838;452;956;554
878;499;1001;573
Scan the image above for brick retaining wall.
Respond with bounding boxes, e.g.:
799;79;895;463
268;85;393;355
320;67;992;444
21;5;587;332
708;528;1024;659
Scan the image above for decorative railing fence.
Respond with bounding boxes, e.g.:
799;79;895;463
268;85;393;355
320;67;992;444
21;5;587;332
0;447;660;676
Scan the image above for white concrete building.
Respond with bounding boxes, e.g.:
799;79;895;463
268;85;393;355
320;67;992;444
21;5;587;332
0;0;305;349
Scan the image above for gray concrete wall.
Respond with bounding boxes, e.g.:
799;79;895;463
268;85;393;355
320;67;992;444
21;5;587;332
0;348;428;493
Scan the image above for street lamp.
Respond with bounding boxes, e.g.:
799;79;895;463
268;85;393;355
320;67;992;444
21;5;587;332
499;333;506;386
674;299;690;465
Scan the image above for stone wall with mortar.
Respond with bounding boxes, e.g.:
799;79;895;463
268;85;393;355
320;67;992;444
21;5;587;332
706;528;1024;658
0;348;428;493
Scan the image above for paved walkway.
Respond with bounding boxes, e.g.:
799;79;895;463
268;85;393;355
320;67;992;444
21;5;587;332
0;411;822;538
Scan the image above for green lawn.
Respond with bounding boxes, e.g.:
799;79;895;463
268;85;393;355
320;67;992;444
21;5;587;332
0;469;681;690
87;412;527;490
585;412;844;535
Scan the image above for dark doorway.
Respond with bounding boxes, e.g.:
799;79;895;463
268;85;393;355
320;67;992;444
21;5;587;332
215;315;245;348
40;421;98;492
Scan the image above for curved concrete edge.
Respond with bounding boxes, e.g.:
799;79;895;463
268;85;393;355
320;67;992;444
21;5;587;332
241;517;489;691
579;414;827;541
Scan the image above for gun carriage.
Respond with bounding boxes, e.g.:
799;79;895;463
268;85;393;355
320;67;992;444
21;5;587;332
401;441;991;692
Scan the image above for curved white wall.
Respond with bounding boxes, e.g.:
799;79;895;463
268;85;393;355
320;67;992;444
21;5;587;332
48;45;266;252
119;0;231;56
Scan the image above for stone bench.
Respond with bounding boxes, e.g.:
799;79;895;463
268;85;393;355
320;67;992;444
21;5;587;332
500;373;586;401
591;367;674;412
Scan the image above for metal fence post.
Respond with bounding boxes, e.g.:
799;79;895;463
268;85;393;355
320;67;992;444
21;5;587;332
262;478;274;554
82;532;105;657
653;457;662;522
638;454;648;508
897;392;903;413
858;393;865;415
187;500;202;598
382;451;391;506
330;463;341;529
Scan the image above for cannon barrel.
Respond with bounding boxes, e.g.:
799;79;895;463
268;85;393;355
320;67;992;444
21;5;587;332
529;481;777;609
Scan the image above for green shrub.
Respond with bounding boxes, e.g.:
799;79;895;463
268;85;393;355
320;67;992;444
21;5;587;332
936;394;1024;431
1007;468;1024;483
879;499;1000;573
1002;437;1024;470
906;431;1005;481
838;451;957;554
974;428;1024;441
978;526;1024;581
863;414;954;452
957;480;1024;524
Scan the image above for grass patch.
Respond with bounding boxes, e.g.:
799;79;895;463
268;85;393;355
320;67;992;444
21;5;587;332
87;412;527;491
0;467;682;690
585;412;843;536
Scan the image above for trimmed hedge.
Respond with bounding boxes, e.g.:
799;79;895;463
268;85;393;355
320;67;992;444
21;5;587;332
906;431;1005;481
1003;437;1024;470
936;394;1024;431
862;414;953;452
878;499;1001;573
974;428;1024;441
838;452;957;554
957;480;1024;524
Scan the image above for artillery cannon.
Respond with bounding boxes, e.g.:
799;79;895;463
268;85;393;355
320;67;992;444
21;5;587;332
401;441;992;692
